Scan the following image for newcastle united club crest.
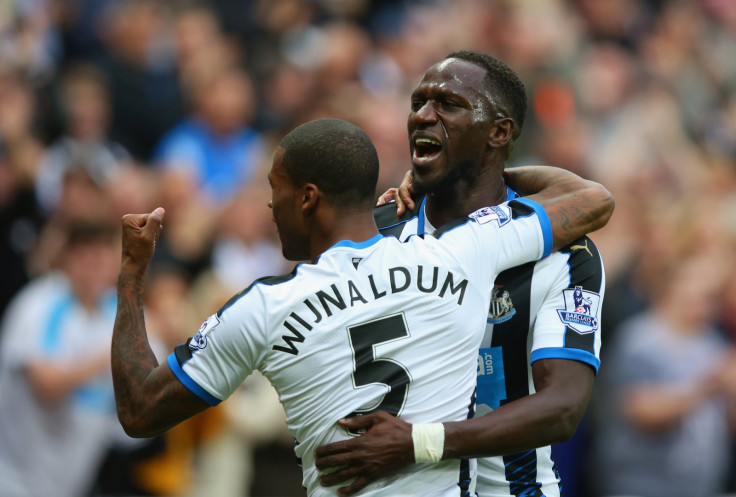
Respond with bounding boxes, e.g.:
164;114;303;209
557;285;600;334
488;286;516;324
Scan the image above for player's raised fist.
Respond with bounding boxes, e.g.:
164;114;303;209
120;207;165;275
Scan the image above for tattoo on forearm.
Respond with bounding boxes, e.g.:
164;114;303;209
111;272;159;424
112;272;208;436
512;166;612;246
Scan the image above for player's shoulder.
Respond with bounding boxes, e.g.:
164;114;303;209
550;236;605;287
526;237;601;283
432;200;542;241
557;236;602;263
374;197;423;235
216;265;304;318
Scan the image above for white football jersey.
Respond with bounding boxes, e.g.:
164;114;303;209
168;198;552;497
376;191;605;497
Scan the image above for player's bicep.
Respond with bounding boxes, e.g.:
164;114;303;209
136;362;211;435
153;362;212;413
531;358;595;406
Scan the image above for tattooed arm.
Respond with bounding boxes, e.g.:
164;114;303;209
503;166;615;251
112;208;209;438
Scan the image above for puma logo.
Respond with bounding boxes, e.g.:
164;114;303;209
570;240;592;257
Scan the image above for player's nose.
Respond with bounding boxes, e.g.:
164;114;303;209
412;101;439;124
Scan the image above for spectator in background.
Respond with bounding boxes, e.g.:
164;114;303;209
0;219;136;497
0;0;61;82
151;66;266;278
30;166;116;276
593;248;736;497
0;72;45;319
153;67;265;206
35;63;130;215
173;2;241;94
0;72;44;190
210;186;286;293
98;0;184;160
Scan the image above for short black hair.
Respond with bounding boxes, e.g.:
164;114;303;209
446;50;527;138
279;118;379;209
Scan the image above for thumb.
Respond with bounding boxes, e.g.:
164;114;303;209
144;207;165;233
150;207;165;223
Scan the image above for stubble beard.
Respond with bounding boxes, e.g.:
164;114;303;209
414;158;483;199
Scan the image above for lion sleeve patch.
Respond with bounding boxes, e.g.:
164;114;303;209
556;285;600;334
189;313;221;350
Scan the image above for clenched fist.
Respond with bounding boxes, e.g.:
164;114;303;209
120;207;165;276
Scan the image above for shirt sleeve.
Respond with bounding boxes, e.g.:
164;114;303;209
166;287;269;405
433;198;552;288
530;237;605;373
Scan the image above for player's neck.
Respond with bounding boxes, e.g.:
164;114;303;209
310;210;380;262
425;177;507;228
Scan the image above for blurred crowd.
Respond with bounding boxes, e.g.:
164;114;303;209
1;0;736;496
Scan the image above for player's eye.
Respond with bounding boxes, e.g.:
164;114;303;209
439;97;460;108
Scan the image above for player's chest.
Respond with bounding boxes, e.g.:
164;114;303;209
481;261;539;348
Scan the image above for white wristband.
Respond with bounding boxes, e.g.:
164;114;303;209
412;423;445;463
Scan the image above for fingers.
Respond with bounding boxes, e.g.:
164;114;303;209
396;170;415;214
316;452;350;472
397;188;414;213
376;188;397;206
122;213;150;230
394;195;405;217
337;413;377;430
319;467;371;496
337;478;371;497
376;188;406;216
120;207;166;274
319;463;360;486
315;439;351;461
122;207;165;232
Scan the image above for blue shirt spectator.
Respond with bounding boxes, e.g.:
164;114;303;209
154;117;264;204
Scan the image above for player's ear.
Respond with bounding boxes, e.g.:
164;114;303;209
488;117;515;149
301;183;319;214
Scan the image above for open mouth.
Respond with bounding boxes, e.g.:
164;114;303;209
413;137;443;161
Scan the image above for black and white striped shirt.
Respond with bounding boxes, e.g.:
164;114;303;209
375;188;605;497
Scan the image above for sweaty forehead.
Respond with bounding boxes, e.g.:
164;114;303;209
415;58;489;99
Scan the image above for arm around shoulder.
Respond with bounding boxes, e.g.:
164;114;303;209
507;166;614;250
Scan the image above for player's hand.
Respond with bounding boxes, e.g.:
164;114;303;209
375;170;417;216
315;411;414;496
120;207;165;276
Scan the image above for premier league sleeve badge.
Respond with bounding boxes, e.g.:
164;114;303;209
556;285;600;334
189;313;221;350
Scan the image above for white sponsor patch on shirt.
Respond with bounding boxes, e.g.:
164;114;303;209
469;205;511;226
